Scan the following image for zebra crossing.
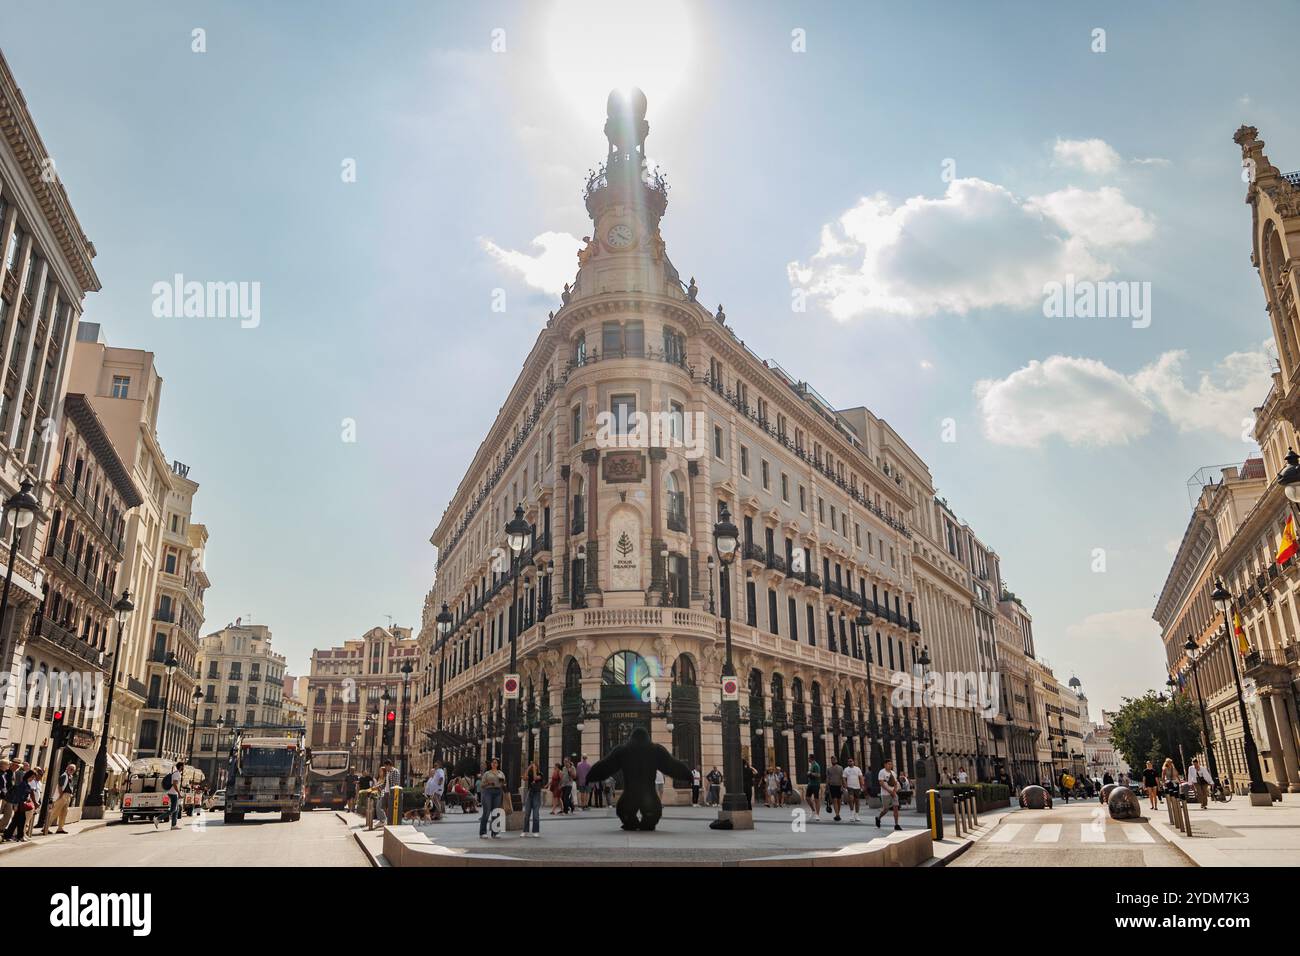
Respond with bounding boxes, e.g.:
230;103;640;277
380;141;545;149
982;820;1157;846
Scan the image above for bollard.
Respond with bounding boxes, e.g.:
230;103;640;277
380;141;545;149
1166;792;1177;828
366;794;376;831
971;793;980;827
1180;794;1193;837
926;788;944;841
390;786;403;826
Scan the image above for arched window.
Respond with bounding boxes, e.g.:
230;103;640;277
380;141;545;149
573;332;587;366
671;655;696;686
666;472;685;530
565;658;582;690
602;651;650;694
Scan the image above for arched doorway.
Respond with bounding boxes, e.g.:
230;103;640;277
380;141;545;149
748;668;766;779
670;655;701;782
792;678;808;783
771;674;789;778
600;652;652;778
561;658;583;762
811;682;826;772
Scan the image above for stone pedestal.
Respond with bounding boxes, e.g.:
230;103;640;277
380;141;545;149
1249;790;1273;806
712;808;754;830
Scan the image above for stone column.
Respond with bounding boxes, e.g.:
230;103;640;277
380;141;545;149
687;460;703;601
581;449;601;600
1259;696;1290;790
1269;691;1300;791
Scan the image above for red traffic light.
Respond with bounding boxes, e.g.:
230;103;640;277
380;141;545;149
385;711;396;723
52;709;63;722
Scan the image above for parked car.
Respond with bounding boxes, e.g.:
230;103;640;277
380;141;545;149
205;789;226;811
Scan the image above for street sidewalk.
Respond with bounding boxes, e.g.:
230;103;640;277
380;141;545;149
1148;791;1300;866
0;814;110;856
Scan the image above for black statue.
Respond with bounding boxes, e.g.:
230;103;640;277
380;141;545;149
587;727;692;831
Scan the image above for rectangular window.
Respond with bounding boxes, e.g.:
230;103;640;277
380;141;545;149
740;445;749;477
781;474;789;502
760;460;770;490
799;486;806;513
767;588;779;635
788;597;798;641
111;375;130;399
610;394;636;435
714;426;724;460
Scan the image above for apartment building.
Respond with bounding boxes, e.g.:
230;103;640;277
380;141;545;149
0;48;101;751
193;622;287;782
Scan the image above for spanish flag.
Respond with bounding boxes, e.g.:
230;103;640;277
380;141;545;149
1234;612;1249;657
1277;513;1298;566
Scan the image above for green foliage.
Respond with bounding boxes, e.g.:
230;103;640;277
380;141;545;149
1110;690;1202;773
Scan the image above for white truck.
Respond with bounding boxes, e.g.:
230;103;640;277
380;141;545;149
120;759;204;823
222;726;307;823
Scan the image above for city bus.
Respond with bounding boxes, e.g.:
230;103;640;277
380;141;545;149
304;749;351;810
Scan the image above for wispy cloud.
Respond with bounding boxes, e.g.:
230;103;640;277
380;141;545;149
480;231;581;295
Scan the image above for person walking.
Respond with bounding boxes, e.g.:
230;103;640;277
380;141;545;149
1;770;36;843
424;762;445;818
805;756;822;820
162;762;185;830
478;758;506;839
706;766;721;807
41;762;76;835
549;763;564;815
1160;757;1179;802
691;767;701;806
1141;760;1159;809
875;758;903;831
825;757;844;822
741;760;755;811
842;757;864;821
1187;758;1212;809
561;757;577;814
765;767;780;808
576;754;591;809
522;761;543;837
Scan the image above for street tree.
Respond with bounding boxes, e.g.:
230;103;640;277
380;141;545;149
1110;690;1202;774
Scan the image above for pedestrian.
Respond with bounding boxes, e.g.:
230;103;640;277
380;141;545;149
897;770;912;808
842;757;864;821
549;762;563;814
424;761;445;818
875;758;902;831
825;756;844;822
765;767;779;808
741;760;755;811
1187;758;1212;809
1138;764;1159;806
706;766;721;807
0;758;11;832
691;767;701;806
24;768;44;838
576;754;591;809
1103;771;1114;787
1;770;36;843
1160;757;1178;802
42;761;76;835
780;767;793;806
805;756;822;820
590;763;605;808
561;757;577;813
956;766;969;784
162;762;185;830
478;758;506;839
522;760;543;837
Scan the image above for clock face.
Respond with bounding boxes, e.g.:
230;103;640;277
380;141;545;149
606;223;635;249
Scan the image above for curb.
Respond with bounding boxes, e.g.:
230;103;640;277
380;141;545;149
0;819;109;857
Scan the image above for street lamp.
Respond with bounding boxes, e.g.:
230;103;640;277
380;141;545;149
365;713;376;777
159;651;179;760
706;554;716;615
399;659;413;785
856;609;882;775
1181;636;1220;785
917;644;937;783
709;505;750;829
83;589;134;818
0;479;38;688
186;686;204;762
503;502;531;805
435;602;453;762
380;690;392;765
1210;579;1270;804
1276;448;1300;504
214;715;226;789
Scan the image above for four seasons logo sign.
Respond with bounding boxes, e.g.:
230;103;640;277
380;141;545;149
610;512;641;590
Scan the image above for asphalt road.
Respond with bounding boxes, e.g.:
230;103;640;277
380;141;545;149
0;807;369;867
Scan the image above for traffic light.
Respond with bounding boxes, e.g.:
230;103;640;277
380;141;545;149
383;710;396;746
50;708;65;747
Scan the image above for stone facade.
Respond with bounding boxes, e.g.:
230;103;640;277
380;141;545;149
413;90;1046;797
194;622;287;782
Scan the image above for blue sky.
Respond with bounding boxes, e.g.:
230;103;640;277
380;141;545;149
4;0;1296;713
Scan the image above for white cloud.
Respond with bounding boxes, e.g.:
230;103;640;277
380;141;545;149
976;348;1275;447
788;176;1153;321
974;356;1155;448
1026;186;1155;247
1132;348;1274;439
1053;137;1122;175
480;231;581;295
1060;609;1169;714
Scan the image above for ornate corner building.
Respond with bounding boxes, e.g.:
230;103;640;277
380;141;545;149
412;90;1047;793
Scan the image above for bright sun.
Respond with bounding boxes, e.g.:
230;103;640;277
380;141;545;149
543;0;694;121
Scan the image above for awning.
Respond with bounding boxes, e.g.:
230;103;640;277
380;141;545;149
107;752;132;774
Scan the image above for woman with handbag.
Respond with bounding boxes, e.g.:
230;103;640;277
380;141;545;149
1;770;37;843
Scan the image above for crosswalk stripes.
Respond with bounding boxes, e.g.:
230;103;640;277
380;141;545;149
1033;823;1062;842
984;820;1159;845
986;823;1023;843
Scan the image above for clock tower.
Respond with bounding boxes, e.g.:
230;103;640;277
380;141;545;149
571;88;683;300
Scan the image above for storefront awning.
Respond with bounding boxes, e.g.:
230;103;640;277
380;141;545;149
107;752;132;774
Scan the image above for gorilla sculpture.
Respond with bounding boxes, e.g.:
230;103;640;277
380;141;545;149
1018;785;1052;809
587;727;692;831
1107;785;1143;820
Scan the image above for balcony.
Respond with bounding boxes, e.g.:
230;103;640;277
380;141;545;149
767;554;786;575
43;539;115;611
571;509;585;536
742;543;766;565
55;469;126;555
34;617;105;669
667;510;688;534
153;608;176;624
